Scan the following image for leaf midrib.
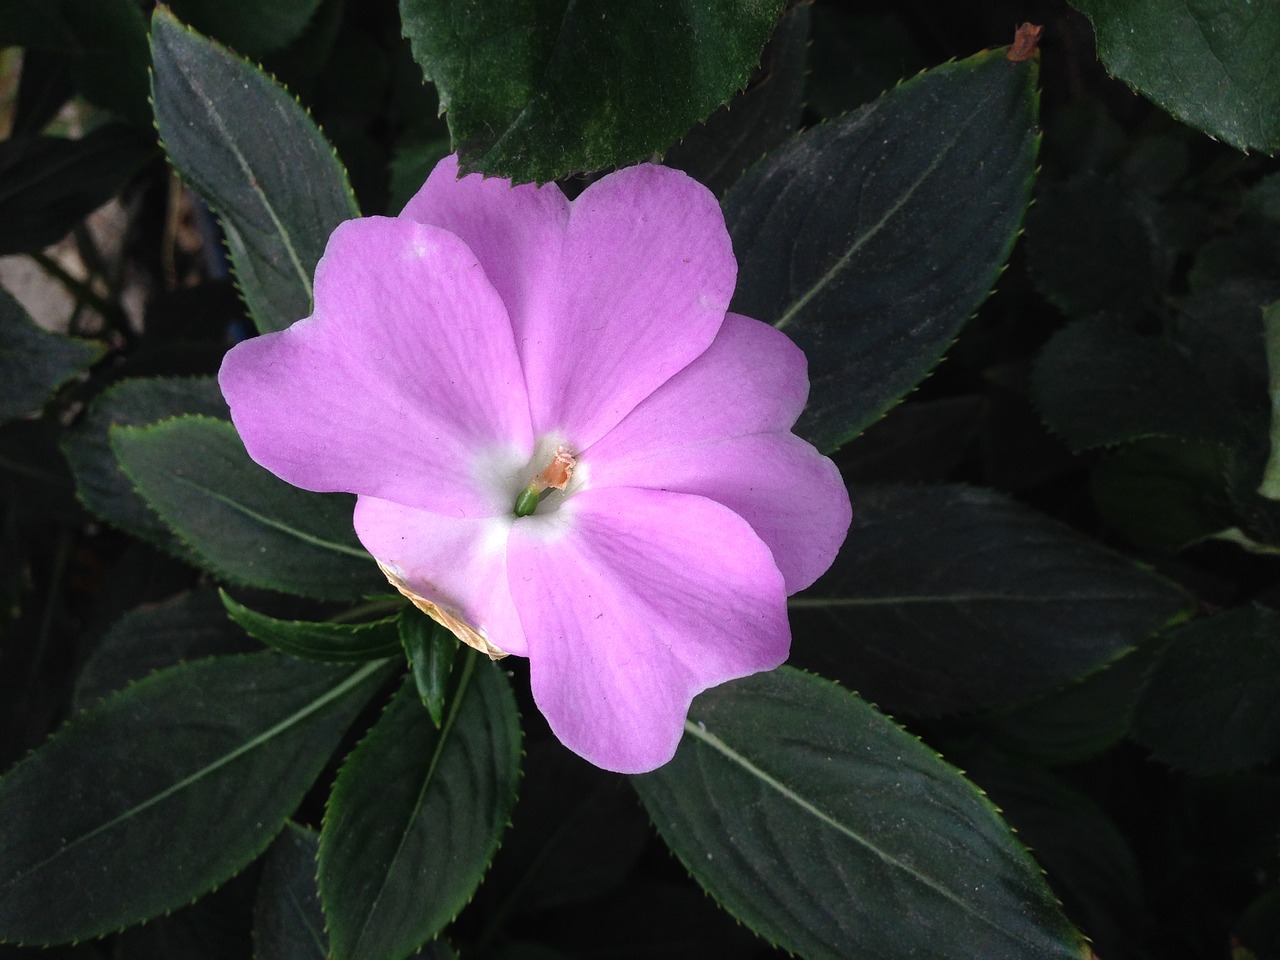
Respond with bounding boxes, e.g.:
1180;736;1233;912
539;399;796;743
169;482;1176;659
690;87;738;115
681;719;1053;953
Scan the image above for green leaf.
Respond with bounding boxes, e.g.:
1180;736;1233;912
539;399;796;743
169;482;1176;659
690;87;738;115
111;416;381;600
398;611;457;726
1069;0;1280;154
166;0;324;59
0;653;393;945
222;591;402;662
61;376;229;555
399;0;786;183
724;49;1039;452
1132;606;1280;775
789;484;1191;716
150;8;359;334
663;3;809;197
1258;302;1280;498
1032;318;1241;452
632;667;1087;960
0;124;155;255
74;590;258;710
254;824;327;960
60;0;151;127
319;658;521;960
0;289;102;422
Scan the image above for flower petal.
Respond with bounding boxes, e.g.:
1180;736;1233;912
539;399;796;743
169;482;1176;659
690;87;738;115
219;217;533;517
400;154;570;352
507;487;789;773
353;496;527;657
535;165;737;447
586;313;850;592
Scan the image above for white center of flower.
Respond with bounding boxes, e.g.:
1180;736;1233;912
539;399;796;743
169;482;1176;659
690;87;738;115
514;444;578;517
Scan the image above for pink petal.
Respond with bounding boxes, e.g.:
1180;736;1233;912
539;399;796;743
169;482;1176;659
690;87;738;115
586;314;851;593
400;155;570;356
353;496;527;657
507;487;789;773
219;217;533;518
404;157;737;450
533;165;737;447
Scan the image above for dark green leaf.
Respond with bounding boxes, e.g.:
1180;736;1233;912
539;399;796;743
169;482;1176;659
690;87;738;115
167;0;324;58
484;743;649;917
319;658;521;960
789;484;1191;716
1090;438;1234;553
0;653;393;945
0;124;155;255
974;644;1159;765
398;611;456;726
1132;606;1280;774
222;592;402;663
61;376;229;555
399;0;786;183
632;667;1086;960
73;589;258;710
1259;302;1280;498
254;824;327;960
725;49;1039;452
663;3;809;197
11;48;75;135
1070;0;1280;154
0;289;102;421
150;8;359;334
1024;176;1162;318
1032;318;1241;452
111;416;381;600
61;0;151;126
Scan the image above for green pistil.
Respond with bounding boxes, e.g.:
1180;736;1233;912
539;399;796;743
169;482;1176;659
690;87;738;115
513;484;541;517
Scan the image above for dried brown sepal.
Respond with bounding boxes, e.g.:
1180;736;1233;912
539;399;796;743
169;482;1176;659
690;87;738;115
377;560;509;660
1007;22;1043;62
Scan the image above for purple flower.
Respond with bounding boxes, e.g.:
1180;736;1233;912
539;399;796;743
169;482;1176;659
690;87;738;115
219;155;850;773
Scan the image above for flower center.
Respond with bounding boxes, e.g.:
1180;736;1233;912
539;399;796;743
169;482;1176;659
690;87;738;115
513;446;577;517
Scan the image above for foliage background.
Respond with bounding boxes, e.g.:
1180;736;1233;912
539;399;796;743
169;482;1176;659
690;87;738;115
2;0;1280;958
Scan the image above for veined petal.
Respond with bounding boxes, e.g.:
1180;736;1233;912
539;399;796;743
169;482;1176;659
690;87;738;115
531;164;737;447
219;217;533;517
353;496;527;657
507;487;789;773
400;154;570;352
586;313;850;592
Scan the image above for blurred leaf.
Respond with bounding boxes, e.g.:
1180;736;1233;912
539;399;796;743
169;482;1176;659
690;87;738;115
0;653;393;945
975;644;1159;765
1259;302;1280;498
1132;605;1280;775
222;592;402;663
254;824;327;960
111;416;381;600
958;753;1145;960
397;610;456;726
0;418;82;523
790;484;1191;716
0;289;102;421
11;49;75;136
150;9;359;334
483;743;649;918
663;2;809;197
804;6;928;119
1024;176;1162;318
1032;319;1240;451
0;124;154;256
73;589;258;710
319;660;521;960
726;49;1039;452
1070;0;1280;154
1092;437;1234;553
167;0;324;58
60;0;151;126
61;376;228;555
841;396;986;483
633;667;1086;960
399;0;785;183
